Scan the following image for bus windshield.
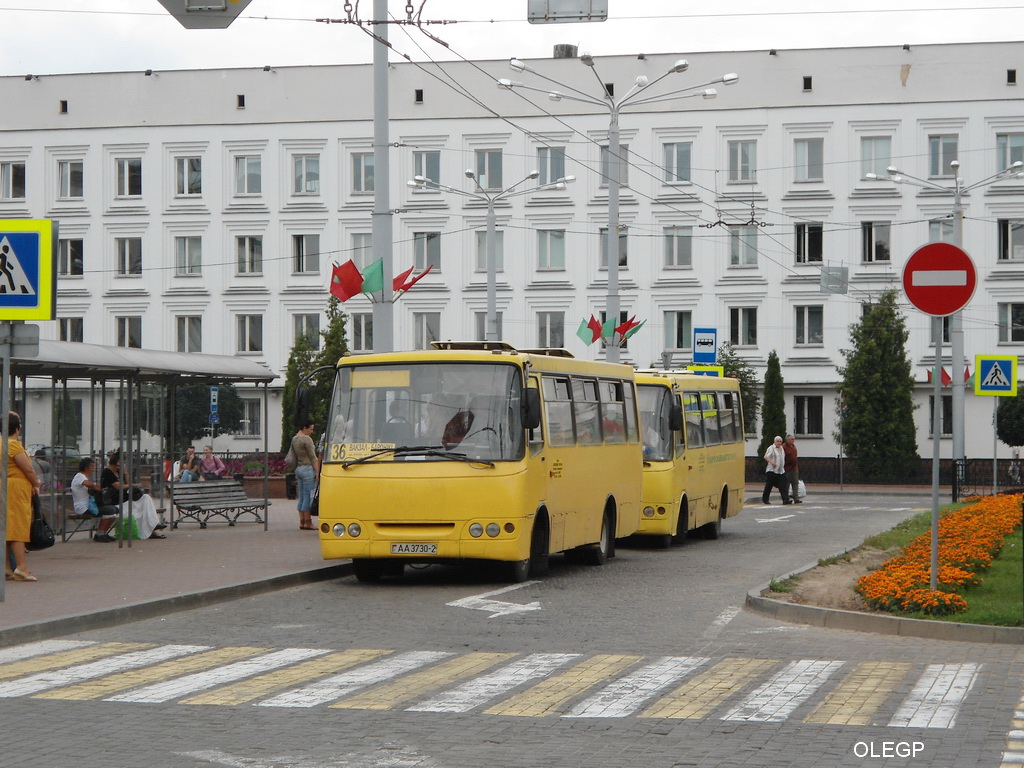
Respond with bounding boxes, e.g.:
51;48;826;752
637;384;673;461
324;362;525;463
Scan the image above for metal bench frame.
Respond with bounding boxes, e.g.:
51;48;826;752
170;479;270;529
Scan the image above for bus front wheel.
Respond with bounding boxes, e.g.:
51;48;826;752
583;509;613;566
352;558;385;582
672;498;689;545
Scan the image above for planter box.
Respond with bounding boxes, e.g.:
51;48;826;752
242;476;287;499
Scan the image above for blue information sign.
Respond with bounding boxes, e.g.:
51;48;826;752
692;327;717;364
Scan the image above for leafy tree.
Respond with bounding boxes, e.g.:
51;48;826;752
835;290;919;478
142;382;244;446
996;387;1024;447
718;341;760;439
280;332;316;451
758;350;787;457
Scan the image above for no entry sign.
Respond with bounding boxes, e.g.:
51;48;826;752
901;242;976;316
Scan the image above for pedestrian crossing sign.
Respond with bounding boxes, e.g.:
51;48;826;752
0;220;56;321
974;355;1017;397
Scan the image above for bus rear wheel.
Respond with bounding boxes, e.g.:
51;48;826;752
352;558;385;582
583;509;613;566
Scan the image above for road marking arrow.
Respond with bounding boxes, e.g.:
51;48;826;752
446;581;542;618
755;515;795;524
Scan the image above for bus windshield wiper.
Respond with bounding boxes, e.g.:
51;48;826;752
342;445;494;468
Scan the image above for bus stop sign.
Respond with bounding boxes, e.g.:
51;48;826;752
901;242;976;317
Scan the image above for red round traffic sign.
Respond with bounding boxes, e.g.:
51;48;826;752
901;242;977;316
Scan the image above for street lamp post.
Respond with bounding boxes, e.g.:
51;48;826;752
499;56;738;363
408;171;574;342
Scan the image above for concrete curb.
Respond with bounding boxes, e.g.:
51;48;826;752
0;563;353;649
746;557;1024;645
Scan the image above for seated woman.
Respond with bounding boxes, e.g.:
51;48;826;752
70;457;118;543
101;450;166;540
198;445;227;481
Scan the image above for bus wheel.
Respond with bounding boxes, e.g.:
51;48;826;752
702;490;727;540
653;534;672;549
506;558;530;583
528;519;550;578
583;509;613;566
671;499;689;545
352;559;385;582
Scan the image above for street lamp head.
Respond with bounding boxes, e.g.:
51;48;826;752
407;180;422;189
1011;161;1024;170
886;166;901;176
669;59;689;74
864;173;880;180
548;91;563;101
528;170;540;180
950;160;960;170
509;58;527;72
702;88;717;99
497;78;514;89
559;175;576;184
412;175;429;185
464;169;476;179
721;73;739;85
580;52;594;67
634;75;649;87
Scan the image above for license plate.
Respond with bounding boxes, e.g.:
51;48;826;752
390;542;437;555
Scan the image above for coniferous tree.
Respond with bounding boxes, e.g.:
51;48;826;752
758;350;786;457
309;297;351;434
280;333;316;451
835;290;919;478
996;388;1024;448
718;341;760;440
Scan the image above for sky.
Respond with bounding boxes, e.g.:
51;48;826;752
1;1;1023;77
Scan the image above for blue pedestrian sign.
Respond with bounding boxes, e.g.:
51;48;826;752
974;355;1018;397
692;327;717;364
0;220;57;321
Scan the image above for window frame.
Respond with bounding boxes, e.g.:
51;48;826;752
236;314;264;353
235;235;263;275
794;138;824;182
293;313;321;350
537;229;565;271
664;310;693;351
116;315;142;349
860;136;892;179
58;317;84;343
352;152;374;194
351;312;373;352
998;219;1024;261
234;155;262;195
475;149;503;191
728;225;759;267
413;231;441;272
861;221;891;262
598;227;628;270
928;134;958;178
795;222;824;264
729;306;758;346
663;142;692;184
58;159;84;200
998;302;1024;343
58;237;84;277
413;150;440;184
795;305;824;346
292;234;320;274
174;235;202;276
0;161;26;200
174;156;202;197
794;395;823;436
538;146;566;185
728;139;757;183
115;236;142;277
537;311;565;348
413;311;440;350
663;226;692;268
176;315;202;353
115;157;142;197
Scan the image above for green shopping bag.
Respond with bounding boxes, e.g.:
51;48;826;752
114;517;141;540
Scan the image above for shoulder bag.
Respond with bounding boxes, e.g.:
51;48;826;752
28;503;56;551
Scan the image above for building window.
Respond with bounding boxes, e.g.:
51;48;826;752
729;225;758;266
175;157;202;196
292;234;320;274
413;150;440;184
58;317;84;343
998;219;1024;261
351;233;373;271
537;230;565;271
860;136;891;179
728;139;756;182
116;316;142;349
929;219;954;242
929;135;958;178
237;314;263;353
293;154;320;195
474;230;504;272
115;157;142;197
794;138;824;182
175;236;202;276
352;152;374;193
862;222;891;262
236;235;263;274
413;231;440;271
351;313;373;352
997;133;1024;171
729;307;757;346
794;395;823;436
663;142;691;184
116;237;142;276
538;311;564;347
999;303;1024;342
176;315;202;353
664;310;692;351
600;144;630;187
538;146;566;185
234;155;262;194
58;160;84;199
928;395;953;437
238;398;262;437
796;305;824;345
475;149;503;190
664;226;692;268
413;312;440;350
474;311;503;341
795;222;823;263
599;227;628;269
58;238;84;277
0;162;26;199
294;313;320;349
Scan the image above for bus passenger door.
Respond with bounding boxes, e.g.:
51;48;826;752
528;376;565;553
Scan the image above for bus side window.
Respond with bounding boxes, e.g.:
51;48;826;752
623;381;640;443
719;392;737;443
572;378;602;446
599;380;626;444
683;392;704;448
527;378;544;454
702;392;721;446
542;375;574;446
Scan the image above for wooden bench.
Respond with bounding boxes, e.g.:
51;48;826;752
170;479;270;529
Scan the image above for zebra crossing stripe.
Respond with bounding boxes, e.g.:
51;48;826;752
334;652;516;711
0;640;96;665
34;646;268;701
259;650;452;709
889;663;981;729
107;648;328;704
408;653;580;713
564;656;710;718
723;659;845;723
0;645;208;698
0;642;151;682
639;657;778;719
805;662;912;726
185;649;390;706
486;654;643;717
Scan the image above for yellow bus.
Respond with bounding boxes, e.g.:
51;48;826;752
635;371;745;547
313;342;642;582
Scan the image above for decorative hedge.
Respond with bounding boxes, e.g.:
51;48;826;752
855;494;1022;616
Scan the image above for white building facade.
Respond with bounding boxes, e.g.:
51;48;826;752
1;41;1022;459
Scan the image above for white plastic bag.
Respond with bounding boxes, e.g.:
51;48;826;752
798;479;807;498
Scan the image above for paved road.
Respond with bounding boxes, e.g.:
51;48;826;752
2;492;1021;768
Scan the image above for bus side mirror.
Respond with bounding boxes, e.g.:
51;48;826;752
294;386;310;428
669;402;683;432
522;388;541;430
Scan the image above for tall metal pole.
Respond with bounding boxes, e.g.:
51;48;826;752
950;189;966;485
930;316;942;592
370;0;394;352
604;106;621;363
485;199;498;342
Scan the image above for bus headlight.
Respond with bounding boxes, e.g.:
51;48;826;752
332;523;346;537
347;523;362;537
469;523;483;538
643;506;655;518
486;523;500;538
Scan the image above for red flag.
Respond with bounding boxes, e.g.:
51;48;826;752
615;315;639;337
963;365;971;383
941;367;952;386
397;264;433;292
393;265;415;292
330;260;364;302
587;314;602;343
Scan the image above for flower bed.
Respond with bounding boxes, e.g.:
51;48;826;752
855;494;1022;616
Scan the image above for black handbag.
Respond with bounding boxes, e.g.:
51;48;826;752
28;504;55;551
310;484;320;517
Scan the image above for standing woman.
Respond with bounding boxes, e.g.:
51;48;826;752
5;412;42;582
292;421;318;530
